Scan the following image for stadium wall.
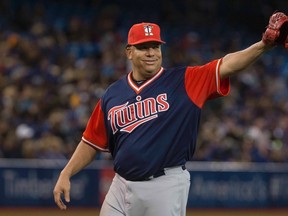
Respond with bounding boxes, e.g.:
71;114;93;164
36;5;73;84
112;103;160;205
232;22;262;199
0;159;287;208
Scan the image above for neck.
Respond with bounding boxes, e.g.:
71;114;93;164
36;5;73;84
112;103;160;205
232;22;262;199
131;67;161;81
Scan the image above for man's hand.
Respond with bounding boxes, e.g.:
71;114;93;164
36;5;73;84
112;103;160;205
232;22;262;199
53;173;71;210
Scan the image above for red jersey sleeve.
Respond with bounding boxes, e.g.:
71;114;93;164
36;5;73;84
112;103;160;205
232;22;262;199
82;100;109;152
184;58;230;108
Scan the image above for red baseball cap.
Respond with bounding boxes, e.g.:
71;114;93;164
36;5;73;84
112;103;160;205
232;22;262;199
127;22;166;45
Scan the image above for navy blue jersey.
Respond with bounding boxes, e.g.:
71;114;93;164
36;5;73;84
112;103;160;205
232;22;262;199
82;59;230;181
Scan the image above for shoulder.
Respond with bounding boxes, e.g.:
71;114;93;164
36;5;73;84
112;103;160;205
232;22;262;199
104;74;127;94
163;66;189;78
100;74;129;108
165;66;188;73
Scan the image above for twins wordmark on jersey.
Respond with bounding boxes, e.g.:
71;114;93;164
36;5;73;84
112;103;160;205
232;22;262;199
108;94;170;134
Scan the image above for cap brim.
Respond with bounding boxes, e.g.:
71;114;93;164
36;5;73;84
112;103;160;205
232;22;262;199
128;39;166;46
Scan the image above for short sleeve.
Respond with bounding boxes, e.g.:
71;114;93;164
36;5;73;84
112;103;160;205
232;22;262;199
184;58;230;108
82;100;109;152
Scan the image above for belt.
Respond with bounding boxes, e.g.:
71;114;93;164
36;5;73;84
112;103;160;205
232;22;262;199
134;165;186;181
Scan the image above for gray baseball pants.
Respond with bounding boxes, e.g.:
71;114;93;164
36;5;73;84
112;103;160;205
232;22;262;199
100;166;190;216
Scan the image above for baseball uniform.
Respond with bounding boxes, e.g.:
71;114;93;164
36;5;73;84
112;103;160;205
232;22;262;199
82;58;230;215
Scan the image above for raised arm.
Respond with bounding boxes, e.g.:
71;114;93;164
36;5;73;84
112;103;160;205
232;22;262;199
219;41;270;79
53;140;97;210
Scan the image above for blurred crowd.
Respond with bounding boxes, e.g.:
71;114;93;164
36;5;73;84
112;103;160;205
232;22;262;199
0;0;288;162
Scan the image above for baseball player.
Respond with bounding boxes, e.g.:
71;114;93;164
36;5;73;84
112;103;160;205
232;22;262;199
54;12;288;216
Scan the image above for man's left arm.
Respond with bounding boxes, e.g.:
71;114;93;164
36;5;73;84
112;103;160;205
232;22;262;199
219;41;270;79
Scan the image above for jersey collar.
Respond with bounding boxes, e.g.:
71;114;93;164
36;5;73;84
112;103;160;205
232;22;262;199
127;67;164;94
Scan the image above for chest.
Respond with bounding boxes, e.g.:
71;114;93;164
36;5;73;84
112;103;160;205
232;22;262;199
103;71;191;134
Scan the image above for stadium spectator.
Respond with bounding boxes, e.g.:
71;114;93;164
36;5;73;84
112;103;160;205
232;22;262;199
0;0;287;162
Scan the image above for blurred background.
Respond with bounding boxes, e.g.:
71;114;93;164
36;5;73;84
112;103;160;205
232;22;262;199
0;0;288;213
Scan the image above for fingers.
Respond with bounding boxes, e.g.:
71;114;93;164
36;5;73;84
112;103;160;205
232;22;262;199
64;190;71;203
53;179;71;210
54;190;68;210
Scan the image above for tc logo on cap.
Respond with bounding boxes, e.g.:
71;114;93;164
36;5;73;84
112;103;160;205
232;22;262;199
144;25;154;36
127;22;166;45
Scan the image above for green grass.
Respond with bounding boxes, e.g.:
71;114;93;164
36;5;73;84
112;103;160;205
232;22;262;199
0;208;287;216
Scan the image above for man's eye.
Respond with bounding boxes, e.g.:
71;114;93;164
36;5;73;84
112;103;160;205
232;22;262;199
135;44;160;50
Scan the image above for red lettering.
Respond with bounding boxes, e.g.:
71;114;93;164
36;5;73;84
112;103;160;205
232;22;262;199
143;97;157;117
108;103;128;134
117;104;137;127
107;93;170;133
157;93;169;112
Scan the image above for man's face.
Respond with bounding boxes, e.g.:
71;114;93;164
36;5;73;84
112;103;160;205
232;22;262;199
126;41;162;80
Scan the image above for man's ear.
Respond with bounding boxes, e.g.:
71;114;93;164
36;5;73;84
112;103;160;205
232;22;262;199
125;46;132;59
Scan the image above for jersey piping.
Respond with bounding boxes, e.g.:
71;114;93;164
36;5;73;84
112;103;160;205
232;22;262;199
82;137;109;152
127;67;164;94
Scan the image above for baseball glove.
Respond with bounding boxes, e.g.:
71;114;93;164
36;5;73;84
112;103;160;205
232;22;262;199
262;11;288;48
